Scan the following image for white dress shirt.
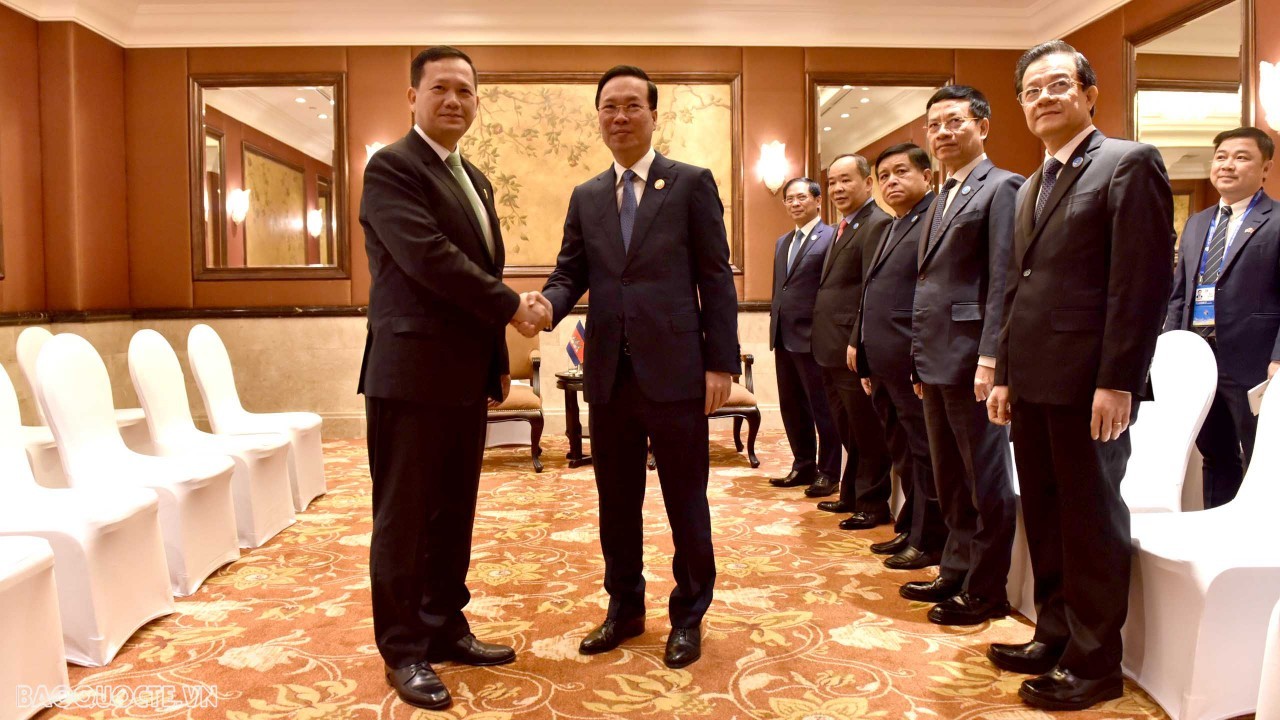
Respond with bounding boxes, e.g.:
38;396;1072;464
942;153;987;215
614;147;657;209
1215;192;1260;254
1047;124;1097;166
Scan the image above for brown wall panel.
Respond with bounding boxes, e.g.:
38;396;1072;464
857;114;929;170
805;47;954;77
126;48;192;308
1065;8;1128;138
346;46;412;306
0;6;46;311
955;49;1045;178
743;47;805;301
188;47;347;75
1137;54;1241;83
39;22;130;311
193;279;352;307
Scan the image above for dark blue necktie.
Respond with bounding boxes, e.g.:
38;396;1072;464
927;178;958;251
620;169;638;252
1199;205;1234;285
1034;158;1063;225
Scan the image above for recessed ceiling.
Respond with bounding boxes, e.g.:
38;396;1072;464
203;86;336;165
817;85;940;168
2;0;1130;48
1137;0;1241;57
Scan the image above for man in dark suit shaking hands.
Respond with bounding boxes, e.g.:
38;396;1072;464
1166;126;1280;508
359;46;550;711
987;41;1173;710
534;65;740;669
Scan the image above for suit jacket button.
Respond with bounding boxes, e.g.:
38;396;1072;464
1022;269;1031;277
622;279;631;286
918;273;926;281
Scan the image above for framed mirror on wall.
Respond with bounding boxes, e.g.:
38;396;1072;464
809;76;950;220
1127;0;1254;251
189;73;348;280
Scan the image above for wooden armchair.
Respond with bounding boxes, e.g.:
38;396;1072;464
647;353;761;470
486;326;544;472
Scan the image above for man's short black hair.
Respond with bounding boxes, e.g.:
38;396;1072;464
596;65;658;109
1014;40;1097;95
875;143;931;174
1214;126;1276;162
828;153;871;179
783;177;822;198
410;46;477;89
927;85;991;120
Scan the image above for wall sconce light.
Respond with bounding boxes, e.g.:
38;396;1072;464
366;142;387;163
1260;61;1280;132
306;209;324;239
756;141;789;194
227;188;251;224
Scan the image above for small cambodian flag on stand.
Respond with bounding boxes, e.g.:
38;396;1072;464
566;320;586;368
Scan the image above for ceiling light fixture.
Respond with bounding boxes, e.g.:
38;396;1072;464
840;113;849;118
295;97;305;103
860;97;871;104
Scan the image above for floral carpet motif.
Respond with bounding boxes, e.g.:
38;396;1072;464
44;433;1169;720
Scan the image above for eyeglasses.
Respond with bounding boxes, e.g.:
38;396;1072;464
925;117;979;134
1017;78;1083;106
598;103;650;118
783;194;813;204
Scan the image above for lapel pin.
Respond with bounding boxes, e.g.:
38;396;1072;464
853;223;860;230
912;215;920;223
1245;227;1255;234
961;185;972;195
1072;157;1083;168
654;179;666;190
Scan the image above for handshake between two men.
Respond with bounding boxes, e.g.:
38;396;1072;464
510;291;553;338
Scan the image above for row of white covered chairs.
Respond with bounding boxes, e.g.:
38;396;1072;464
0;325;326;673
1001;330;1280;720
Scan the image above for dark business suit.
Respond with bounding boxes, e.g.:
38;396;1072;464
771;221;841;480
855;192;946;554
359;129;520;669
1165;192;1280;507
997;130;1173;677
912;160;1021;600
542;152;740;628
812;201;893;513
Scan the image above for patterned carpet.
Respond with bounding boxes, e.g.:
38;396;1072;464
43;431;1170;720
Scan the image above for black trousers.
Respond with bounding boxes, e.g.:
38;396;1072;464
366;395;487;669
869;375;946;551
821;365;892;512
1011;400;1132;678
589;355;714;628
1196;369;1257;509
775;347;841;478
922;383;1015;599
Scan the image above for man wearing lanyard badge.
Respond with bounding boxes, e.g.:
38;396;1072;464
1165;126;1280;509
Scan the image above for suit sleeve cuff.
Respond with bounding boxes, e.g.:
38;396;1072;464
978;356;996;369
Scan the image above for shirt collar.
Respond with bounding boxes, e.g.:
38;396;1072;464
413;125;455;162
1047;125;1096;167
614;147;657;186
843;197;876;222
948;153;987;185
796;216;822;235
1219;190;1260;217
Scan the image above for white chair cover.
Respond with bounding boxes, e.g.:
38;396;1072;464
129;329;295;548
1122;380;1280;720
1122;331;1218;513
19;425;65;488
37;333;240;597
1259;598;1280;720
187;324;326;511
17;326;152;454
0;363;173;666
0;537;67;720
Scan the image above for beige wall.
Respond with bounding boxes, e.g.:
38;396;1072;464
0;312;785;441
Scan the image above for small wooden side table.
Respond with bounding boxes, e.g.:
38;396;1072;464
554;370;591;468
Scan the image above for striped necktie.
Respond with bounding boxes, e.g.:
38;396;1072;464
1199;205;1234;285
1034;158;1063;225
445;151;494;256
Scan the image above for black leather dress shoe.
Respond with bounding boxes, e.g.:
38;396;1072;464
870;532;909;555
664;627;702;668
770;469;815;488
804;474;838;497
839;510;891;530
899;577;961;602
427;633;516;666
579;616;645;655
883;546;941;570
386;662;451;710
1019;667;1123;711
816;500;855;513
928;593;1011;625
987;640;1064;675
